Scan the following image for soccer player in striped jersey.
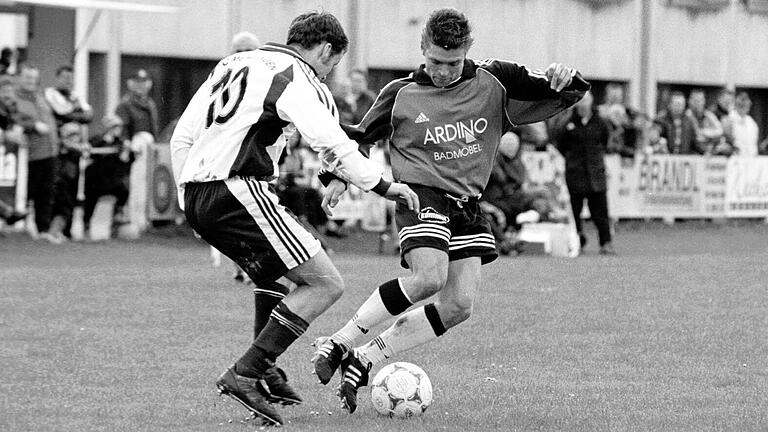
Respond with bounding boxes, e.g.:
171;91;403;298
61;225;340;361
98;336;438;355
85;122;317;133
170;12;419;426
313;7;590;413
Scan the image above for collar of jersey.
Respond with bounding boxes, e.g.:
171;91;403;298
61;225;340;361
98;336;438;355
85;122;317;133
260;42;319;77
411;59;477;88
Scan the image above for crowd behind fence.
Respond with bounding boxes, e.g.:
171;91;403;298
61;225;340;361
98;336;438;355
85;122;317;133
2;54;768;247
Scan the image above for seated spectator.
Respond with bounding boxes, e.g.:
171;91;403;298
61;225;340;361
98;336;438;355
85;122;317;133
655;91;702;154
686;88;726;155
83;115;134;239
49;122;91;242
513;121;549;152
481;131;552;254
728;91;759;157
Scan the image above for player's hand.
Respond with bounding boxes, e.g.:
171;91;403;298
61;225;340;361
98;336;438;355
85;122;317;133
545;63;573;92
321;179;347;216
384;182;420;213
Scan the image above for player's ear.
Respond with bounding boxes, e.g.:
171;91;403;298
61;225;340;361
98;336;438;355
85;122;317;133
319;42;334;60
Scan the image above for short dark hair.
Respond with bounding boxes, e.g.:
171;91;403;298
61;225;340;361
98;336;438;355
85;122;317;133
287;11;348;54
421;8;473;51
56;65;73;76
670;90;686;100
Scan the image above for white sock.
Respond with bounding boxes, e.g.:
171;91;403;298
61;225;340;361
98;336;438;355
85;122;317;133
356;305;444;367
331;278;412;349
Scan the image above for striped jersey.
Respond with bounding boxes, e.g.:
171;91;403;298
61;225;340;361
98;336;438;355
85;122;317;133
171;42;383;205
344;59;590;197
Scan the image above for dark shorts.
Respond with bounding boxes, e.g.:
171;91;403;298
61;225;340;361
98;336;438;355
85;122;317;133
184;177;321;284
396;184;498;269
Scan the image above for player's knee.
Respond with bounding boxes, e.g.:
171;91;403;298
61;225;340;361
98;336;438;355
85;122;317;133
325;275;344;302
411;269;447;298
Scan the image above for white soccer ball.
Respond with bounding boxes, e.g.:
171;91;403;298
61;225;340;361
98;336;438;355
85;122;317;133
370;362;433;418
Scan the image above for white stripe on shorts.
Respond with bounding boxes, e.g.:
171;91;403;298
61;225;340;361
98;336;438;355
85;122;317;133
448;233;496;251
225;176;321;270
398;224;451;243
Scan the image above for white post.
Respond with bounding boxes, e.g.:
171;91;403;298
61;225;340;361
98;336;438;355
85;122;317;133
105;10;122;115
13;146;28;229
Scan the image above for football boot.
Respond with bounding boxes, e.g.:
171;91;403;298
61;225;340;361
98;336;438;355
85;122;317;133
215;367;283;426
337;349;372;414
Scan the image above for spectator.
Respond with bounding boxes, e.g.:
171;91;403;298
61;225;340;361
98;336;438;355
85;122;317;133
340;68;376;125
83;115;134;238
729;91;759;157
231;31;261;53
15;64;59;242
710;87;734;121
644;119;669;155
481;131;552;254
44;65;93;132
0;47;18;75
598;82;641;158
685;88;726;155
48;122;90;242
115;69;159;139
513;121;549;152
655;91;701;154
0;75;28;225
553;91;615;254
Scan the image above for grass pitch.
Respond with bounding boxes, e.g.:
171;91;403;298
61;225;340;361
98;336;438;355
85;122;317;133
1;222;767;431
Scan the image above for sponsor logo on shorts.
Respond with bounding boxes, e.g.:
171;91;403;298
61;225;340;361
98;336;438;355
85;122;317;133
418;207;450;224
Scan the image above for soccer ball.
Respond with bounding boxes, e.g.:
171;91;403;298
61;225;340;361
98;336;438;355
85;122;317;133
370;362;433;418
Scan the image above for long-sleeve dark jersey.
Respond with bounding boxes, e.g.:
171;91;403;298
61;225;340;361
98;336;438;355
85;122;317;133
344;59;590;197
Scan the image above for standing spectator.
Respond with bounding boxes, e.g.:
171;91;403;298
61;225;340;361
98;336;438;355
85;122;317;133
728;91;759;157
44;65;94;240
644;119;669;155
710;87;734;120
48;123;90;242
686;88;725;155
655;91;701;154
0;74;28;225
341;68;376;125
44;65;93;131
83;115;134;238
15;64;59;242
0;47;18;75
115;69;159;139
553;91;615;254
598;82;641;158
231;31;261;53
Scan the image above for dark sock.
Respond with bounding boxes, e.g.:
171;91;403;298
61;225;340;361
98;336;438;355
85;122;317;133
424;303;447;336
253;302;309;358
252;281;291;339
235;302;308;377
379;278;412;315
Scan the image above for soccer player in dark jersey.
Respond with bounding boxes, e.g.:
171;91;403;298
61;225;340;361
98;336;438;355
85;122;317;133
313;7;590;413
171;12;418;426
